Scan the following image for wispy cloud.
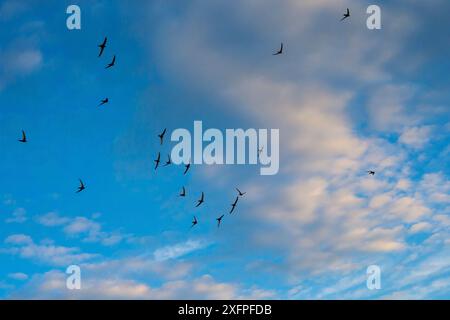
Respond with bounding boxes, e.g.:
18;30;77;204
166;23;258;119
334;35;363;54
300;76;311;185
3;234;97;266
153;239;210;261
36;212;128;246
5;207;27;224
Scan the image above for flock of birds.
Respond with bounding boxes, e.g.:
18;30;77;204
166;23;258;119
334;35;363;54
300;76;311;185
16;8;376;230
153;127;248;229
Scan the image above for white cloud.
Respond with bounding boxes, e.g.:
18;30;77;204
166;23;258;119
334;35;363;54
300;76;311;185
36;213;127;246
153;239;210;261
3;234;97;266
11;268;273;299
8;272;28;281
5;234;33;245
5;207;27;223
367;85;417;132
0;45;42;90
36;212;69;226
409;222;432;234
399;126;434;148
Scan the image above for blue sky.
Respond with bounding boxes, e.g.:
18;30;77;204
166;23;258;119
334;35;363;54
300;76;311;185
0;0;449;299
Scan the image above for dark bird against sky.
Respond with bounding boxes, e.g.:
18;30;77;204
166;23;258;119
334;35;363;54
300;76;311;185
183;162;191;175
179;186;186;197
258;146;264;157
341;8;350;21
164;155;172;166
158;128;167;145
273;43;283;55
76;179;86;193
98;37;107;57
230;196;239;214
216;214;224;228
367;170;376;176
236;188;246;197
99;98;109;107
154;152;161;170
191;216;198;228
196;192;204;207
18;130;27;143
106;55;116;68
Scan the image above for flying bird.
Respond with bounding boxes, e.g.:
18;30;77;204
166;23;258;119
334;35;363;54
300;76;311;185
183;162;191;175
236;188;246;197
18;130;27;143
367;170;376;176
195;192;204;207
229;196;239;214
98;37;107;57
216;214;224;228
158;128;167;145
258;146;264;157
98;98;109;107
341;8;350;21
154;152;161;170
179;186;186;197
76;179;86;193
164;155;172;167
191;216;198;228
273;43;283;55
106;55;116;68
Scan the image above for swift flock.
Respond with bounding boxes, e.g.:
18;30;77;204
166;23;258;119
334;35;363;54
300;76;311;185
16;8;375;230
153;127;247;229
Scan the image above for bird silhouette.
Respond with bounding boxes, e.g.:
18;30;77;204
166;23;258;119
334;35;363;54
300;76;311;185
18;130;27;143
99;98;109;107
163;154;172;166
98;37;107;57
158;128;167;145
216;214;224;228
258;146;264;157
183;162;191;175
191;216;198;228
106;55;116;68
273;43;283;55
179;186;186;197
154;152;161;170
341;8;350;21
76;179;86;193
367;170;376;176
236;188;246;197
229;196;239;214
196;192;204;207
